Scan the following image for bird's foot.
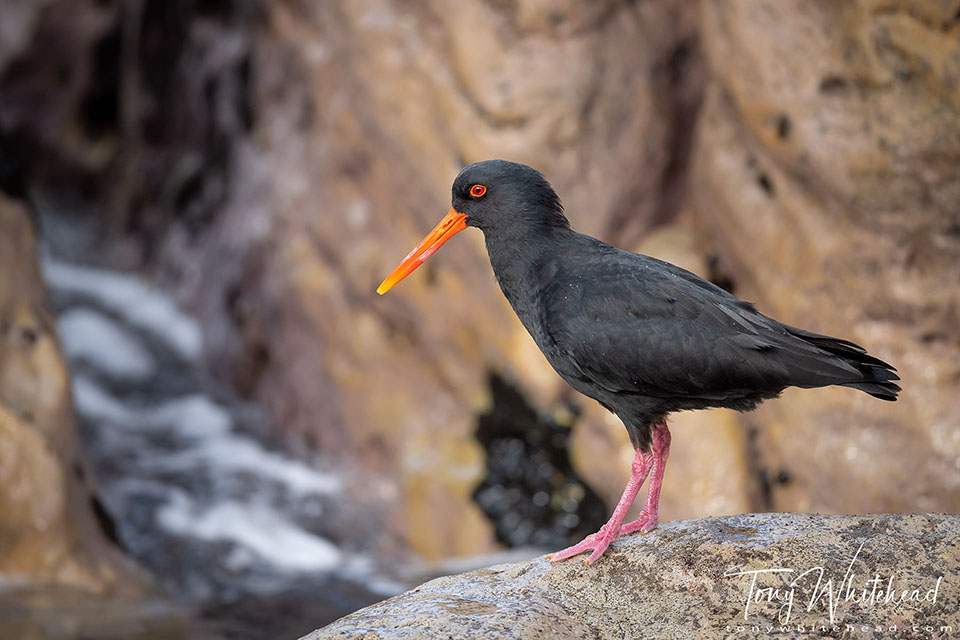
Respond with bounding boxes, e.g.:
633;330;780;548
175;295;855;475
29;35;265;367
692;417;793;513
619;508;659;536
549;444;662;566
548;524;621;565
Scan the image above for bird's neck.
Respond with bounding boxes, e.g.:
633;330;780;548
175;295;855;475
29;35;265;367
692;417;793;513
483;223;575;326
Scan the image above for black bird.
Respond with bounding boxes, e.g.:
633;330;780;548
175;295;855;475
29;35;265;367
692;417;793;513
377;160;900;564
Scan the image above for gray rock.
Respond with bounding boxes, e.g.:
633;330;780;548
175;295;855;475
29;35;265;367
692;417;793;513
303;513;959;639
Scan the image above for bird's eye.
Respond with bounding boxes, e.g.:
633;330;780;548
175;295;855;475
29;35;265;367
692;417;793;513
470;184;487;198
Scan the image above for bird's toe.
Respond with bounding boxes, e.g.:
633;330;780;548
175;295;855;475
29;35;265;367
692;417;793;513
620;510;659;537
550;526;620;564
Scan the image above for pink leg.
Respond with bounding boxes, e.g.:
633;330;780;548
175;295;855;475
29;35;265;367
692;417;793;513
549;447;654;565
620;420;671;536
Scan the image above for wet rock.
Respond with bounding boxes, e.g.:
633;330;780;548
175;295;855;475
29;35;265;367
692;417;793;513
0;584;203;640
303;513;959;640
690;0;960;515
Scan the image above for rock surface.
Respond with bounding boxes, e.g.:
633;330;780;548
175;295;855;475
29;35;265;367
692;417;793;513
690;0;960;514
304;513;959;640
0;192;128;591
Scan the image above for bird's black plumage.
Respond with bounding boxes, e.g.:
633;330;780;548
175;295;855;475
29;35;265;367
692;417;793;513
378;158;902;562
452;160;899;450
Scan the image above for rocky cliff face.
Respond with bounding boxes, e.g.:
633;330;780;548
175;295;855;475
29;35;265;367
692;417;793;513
149;0;707;559
303;513;960;640
200;0;960;557
1;0;956;572
689;0;960;514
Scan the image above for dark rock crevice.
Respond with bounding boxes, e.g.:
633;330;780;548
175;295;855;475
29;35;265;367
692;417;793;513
0;0;260;265
604;34;706;248
472;372;606;549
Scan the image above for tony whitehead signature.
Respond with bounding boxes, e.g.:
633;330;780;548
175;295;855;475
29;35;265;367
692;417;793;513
724;541;944;624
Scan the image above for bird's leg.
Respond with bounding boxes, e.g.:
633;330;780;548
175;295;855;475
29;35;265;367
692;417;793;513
549;447;654;564
620;420;671;536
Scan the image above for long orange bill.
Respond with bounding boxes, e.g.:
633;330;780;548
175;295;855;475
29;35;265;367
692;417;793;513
377;208;469;295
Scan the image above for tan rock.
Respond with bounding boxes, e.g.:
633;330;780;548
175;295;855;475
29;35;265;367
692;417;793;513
691;0;960;514
0;192;130;592
303;513;960;639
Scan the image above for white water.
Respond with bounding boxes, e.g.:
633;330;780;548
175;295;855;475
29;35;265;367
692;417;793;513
42;255;396;600
157;493;342;572
57;308;156;379
44;258;203;360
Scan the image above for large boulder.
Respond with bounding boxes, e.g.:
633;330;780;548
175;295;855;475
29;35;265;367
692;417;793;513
304;513;959;640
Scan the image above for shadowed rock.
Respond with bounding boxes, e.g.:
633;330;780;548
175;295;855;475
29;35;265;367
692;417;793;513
303;513;959;640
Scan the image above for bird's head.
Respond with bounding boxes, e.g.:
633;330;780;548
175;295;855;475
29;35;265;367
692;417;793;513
452;159;567;232
377;159;568;295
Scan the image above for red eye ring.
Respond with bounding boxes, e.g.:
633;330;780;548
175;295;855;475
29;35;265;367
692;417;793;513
470;184;486;198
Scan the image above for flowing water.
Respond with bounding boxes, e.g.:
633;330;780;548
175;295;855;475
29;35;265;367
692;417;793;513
39;252;401;638
23;208;558;638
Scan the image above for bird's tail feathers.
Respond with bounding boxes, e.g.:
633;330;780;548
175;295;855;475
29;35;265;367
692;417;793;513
786;325;901;401
839;363;901;401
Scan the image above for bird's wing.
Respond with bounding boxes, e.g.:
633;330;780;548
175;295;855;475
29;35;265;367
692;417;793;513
539;251;861;400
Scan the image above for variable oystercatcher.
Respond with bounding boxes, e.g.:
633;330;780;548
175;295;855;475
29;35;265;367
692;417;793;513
377;160;900;564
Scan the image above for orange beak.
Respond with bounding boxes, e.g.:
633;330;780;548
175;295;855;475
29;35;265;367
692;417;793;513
377;208;469;295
